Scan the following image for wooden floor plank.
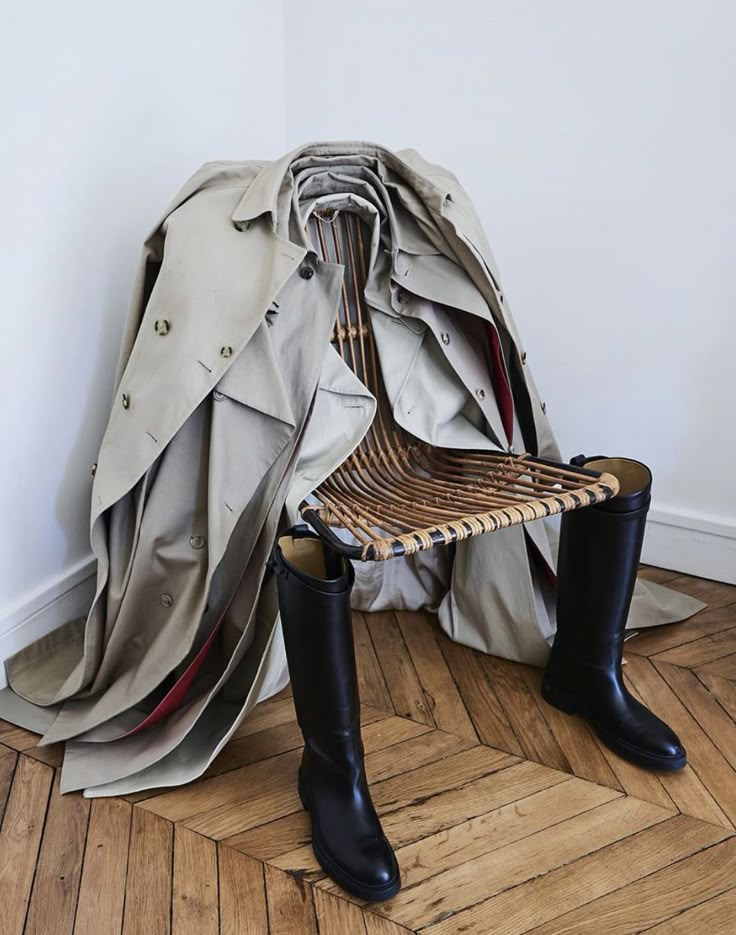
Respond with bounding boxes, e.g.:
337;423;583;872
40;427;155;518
25;771;90;935
218;846;269;935
638;566;681;585
395;610;478;741
482;658;571;773
172;825;218;934
122;807;173;935
382;775;620;891
182;722;471;842
365;725;475;785
652;626;736;669
438;634;525;755
624;653;735;828
535;699;622;789
74;797;133;935
521;664;619;785
626;604;736;657
206;709;412;780
657;661;736;771
353;612;396;713
524;835;736;935
438;813;728;935
363;915;415;935
313;887;369;934
0;747;18;824
521;657;677;812
643;884;736;934
369;746;516;818
143;748;303;824
378;795;671;929
0;753;54;935
367;611;436;726
371;759;571;852
23;743;65;769
699;671;736;720
697;652;736;680
0;719;43;751
265;862;318;935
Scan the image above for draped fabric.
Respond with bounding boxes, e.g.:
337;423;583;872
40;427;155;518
0;143;705;796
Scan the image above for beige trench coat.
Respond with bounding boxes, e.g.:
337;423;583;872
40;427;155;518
0;142;703;796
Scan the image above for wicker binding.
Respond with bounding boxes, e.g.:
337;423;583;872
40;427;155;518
298;210;619;561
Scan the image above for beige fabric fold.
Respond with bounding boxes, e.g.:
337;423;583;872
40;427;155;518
0;142;705;795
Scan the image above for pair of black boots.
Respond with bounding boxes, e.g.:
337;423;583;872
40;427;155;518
269;456;686;902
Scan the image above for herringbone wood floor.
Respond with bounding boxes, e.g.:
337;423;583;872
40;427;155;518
1;567;736;934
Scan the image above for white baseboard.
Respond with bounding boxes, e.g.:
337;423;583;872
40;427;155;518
643;507;736;586
0;555;97;691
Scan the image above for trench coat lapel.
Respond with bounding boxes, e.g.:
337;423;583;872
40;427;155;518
92;216;305;526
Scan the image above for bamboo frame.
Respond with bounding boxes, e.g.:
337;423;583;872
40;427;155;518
298;210;619;561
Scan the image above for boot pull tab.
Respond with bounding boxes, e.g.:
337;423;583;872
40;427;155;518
570;453;608;467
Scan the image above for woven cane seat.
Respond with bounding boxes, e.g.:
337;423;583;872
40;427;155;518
299;210;618;561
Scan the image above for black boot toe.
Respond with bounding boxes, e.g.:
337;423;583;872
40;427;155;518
312;824;400;901
593;700;687;772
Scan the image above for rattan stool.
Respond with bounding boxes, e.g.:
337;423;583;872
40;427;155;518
298;210;618;561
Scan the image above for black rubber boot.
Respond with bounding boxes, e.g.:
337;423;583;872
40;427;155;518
269;527;401;902
541;456;687;772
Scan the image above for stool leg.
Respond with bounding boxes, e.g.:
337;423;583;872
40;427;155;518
269;528;401;901
542;456;686;772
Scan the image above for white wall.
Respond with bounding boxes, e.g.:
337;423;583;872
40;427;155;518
284;0;736;581
0;1;287;665
1;1;734;673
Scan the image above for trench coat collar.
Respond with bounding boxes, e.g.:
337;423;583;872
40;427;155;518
231;141;452;229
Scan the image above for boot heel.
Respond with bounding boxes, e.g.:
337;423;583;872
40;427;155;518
541;679;580;715
297;769;310;812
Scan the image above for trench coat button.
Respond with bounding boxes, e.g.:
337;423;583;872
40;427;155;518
154;319;170;335
189;535;206;549
160;593;174;608
476;388;486;400
213;390;226;401
220;346;233;358
90;462;97;476
300;265;315;280
121;393;130;409
441;332;451;345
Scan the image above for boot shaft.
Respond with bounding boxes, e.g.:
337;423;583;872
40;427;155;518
270;529;360;739
556;457;651;660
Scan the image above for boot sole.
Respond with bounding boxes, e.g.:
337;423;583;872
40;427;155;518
298;772;402;902
541;682;687;773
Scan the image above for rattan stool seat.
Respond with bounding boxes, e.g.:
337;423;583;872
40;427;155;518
298;210;618;561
